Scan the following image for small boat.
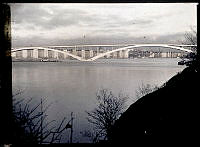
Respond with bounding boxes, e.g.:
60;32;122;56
40;59;49;62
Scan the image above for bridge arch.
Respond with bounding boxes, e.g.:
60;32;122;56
88;44;194;61
11;47;86;61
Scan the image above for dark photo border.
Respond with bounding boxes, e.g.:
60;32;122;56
0;0;199;146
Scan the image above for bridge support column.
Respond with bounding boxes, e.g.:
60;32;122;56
54;51;58;59
12;52;16;58
177;52;182;58
72;49;77;56
63;50;68;59
81;50;85;59
89;50;94;58
119;50;123;58
124;50;129;58
169;52;172;58
166;52;169;58
33;49;38;58
22;50;28;58
106;50;110;58
43;49;48;58
96;47;100;55
161;52;167;58
149;52;154;58
113;52;117;58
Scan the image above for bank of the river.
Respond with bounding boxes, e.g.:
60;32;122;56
110;61;199;145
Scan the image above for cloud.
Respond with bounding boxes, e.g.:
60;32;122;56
10;3;197;47
11;3;154;32
12;5;82;29
11;4;51;24
12;31;187;48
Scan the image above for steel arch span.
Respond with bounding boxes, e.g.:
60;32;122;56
11;47;87;61
87;44;195;61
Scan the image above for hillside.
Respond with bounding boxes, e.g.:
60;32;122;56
110;61;199;145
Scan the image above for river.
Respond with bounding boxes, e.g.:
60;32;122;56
12;58;185;143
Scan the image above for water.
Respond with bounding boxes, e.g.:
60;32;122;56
12;58;185;143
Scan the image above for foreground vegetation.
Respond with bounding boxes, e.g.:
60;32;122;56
12;97;73;144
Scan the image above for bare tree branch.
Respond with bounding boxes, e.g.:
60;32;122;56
85;89;128;142
13;96;72;144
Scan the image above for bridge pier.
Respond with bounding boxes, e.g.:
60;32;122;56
33;49;38;58
113;52;117;58
166;52;171;58
106;50;110;58
12;52;16;58
124;50;129;58
63;50;68;59
119;50;123;58
43;49;48;58
96;47;100;55
53;51;58;59
22;50;28;58
177;53;182;58
72;49;77;56
89;50;94;58
161;52;167;58
149;52;155;58
81;50;85;59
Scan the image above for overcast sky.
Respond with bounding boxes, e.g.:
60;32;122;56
10;3;197;47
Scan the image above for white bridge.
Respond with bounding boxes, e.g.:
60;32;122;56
11;44;196;61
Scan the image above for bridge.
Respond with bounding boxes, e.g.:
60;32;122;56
11;44;196;61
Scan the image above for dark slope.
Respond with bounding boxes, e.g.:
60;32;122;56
110;63;199;145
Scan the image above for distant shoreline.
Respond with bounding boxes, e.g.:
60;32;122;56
12;59;62;62
12;57;182;62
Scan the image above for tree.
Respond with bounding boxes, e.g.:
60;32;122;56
184;26;197;52
135;83;159;100
183;26;198;61
80;129;102;143
86;89;128;142
12;93;73;144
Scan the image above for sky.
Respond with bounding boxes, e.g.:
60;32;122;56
10;3;197;47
